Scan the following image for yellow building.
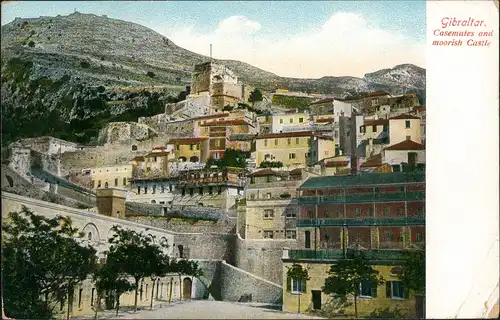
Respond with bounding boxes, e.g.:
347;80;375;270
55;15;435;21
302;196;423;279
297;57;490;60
388;114;422;145
167;137;209;163
282;254;417;317
90;164;132;190
271;112;311;133
131;147;174;180
255;132;335;169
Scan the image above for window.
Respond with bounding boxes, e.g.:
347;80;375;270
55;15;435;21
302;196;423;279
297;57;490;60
88;232;92;241
104;182;109;188
288;278;306;294
161;185;165;193
355;208;362;217
372;125;377;132
397;208;404;216
264;209;274;218
417;207;424;216
114;178;118;187
289;118;294;123
387;281;405;299
209;187;213;195
286;230;297;239
91;180;95;189
383;208;390;216
406;135;411;141
286;209;297;218
385;231;394;241
305;230;311;248
263;230;274;239
368;207;374;216
405;120;411;128
289;153;296;159
360;280;377;298
287;138;291;145
275;139;278;146
152;185;156;194
137;186;141;194
78;288;83;308
122;177;127;186
215;140;220;148
415;232;423;242
280;119;284;124
198;187;203;195
360;126;365;134
97;180;101;188
264;139;268;147
299;117;304;123
190;144;194;150
296;137;300;144
91;288;95;306
132;145;138;151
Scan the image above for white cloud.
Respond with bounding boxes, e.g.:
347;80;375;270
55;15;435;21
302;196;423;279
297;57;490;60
157;12;425;78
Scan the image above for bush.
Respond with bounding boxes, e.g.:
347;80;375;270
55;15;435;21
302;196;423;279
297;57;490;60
280;193;291;199
80;61;90;68
259;161;283;168
146;71;155;78
28;41;35;47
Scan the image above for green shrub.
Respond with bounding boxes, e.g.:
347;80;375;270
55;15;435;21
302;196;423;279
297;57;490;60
80;61;90;68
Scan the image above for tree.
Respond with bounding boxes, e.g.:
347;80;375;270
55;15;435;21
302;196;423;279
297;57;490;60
322;252;384;319
106;226;167;312
286;264;310;314
92;260;135;318
248;88;263;106
400;249;425;318
221;148;251;168
177;91;187;101
146;71;155;78
146;238;170;310
2;206;97;319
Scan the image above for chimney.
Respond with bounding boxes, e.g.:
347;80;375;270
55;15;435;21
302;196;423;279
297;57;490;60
96;188;126;218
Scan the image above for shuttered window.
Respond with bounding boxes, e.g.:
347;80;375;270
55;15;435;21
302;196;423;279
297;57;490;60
287;277;307;294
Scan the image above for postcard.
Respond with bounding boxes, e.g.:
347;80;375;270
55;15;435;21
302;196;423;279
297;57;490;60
1;1;498;319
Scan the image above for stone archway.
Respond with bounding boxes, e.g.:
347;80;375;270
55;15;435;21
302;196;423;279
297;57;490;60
182;277;192;299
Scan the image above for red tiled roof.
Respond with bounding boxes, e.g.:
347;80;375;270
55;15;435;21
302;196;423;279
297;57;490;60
310;98;334;105
145;151;170;157
168;137;208;144
200;119;250;127
247;169;280;177
314;134;334;141
315;117;334;123
360;154;383;168
385;140;425;151
413;105;425;112
152;146;166;150
325;161;350;168
362;119;389;127
389;114;421;120
256;131;313;140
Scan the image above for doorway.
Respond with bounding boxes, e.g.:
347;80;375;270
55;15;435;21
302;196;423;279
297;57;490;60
182;277;192;299
311;290;322;310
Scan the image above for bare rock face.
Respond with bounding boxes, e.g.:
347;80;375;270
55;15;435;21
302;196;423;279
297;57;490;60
98;122;158;145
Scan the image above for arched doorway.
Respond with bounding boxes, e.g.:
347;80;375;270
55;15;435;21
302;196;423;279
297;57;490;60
182;278;192;299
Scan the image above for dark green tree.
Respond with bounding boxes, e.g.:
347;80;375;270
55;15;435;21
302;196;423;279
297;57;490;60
400;249;425;318
248;88;263;106
2;206;97;319
286;264;310;314
322;253;384;318
106;225;166;312
221;149;251;168
146;238;170;310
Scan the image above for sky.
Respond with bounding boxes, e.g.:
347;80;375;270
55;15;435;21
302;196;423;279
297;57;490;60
1;1;426;78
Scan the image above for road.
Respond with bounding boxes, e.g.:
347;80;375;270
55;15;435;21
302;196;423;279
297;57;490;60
75;300;324;319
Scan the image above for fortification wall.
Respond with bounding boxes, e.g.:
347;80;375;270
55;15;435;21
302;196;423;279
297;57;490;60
220;261;282;304
235;234;298;285
173;233;236;262
124;216;236;234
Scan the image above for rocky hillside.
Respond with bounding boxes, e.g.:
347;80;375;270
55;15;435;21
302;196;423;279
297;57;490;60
1;12;425;146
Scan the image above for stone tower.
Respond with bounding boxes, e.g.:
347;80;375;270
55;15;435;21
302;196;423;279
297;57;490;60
96;188;126;218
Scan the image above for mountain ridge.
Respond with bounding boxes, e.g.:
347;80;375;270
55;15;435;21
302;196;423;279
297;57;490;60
1;12;426;146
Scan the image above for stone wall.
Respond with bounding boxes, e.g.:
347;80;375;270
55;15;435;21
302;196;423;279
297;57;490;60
193;260;223;300
125;216;236;234
97;122;158;145
220;261;282;304
56;184;96;206
173;233;236;262
235;233;298;285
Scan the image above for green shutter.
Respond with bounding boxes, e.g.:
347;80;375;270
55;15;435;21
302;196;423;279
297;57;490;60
286;276;291;292
371;281;378;297
302;279;307;293
386;281;391;298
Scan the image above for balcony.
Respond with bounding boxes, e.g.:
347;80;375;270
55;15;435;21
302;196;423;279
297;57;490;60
296;216;425;227
298;191;425;205
286;249;406;261
247;179;302;189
